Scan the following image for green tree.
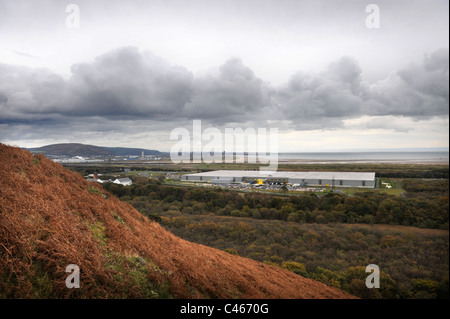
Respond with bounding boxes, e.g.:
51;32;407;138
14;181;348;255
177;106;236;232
281;261;307;277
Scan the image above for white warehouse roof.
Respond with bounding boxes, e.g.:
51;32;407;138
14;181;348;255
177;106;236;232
183;170;375;181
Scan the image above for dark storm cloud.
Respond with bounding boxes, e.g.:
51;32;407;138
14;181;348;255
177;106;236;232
66;47;194;119
0;47;448;133
277;49;449;129
184;58;273;123
276;56;366;129
0;48;274;127
363;48;449;119
404;48;449;99
0;63;65;121
0;91;7;104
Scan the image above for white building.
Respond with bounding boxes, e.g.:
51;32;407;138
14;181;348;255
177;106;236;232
113;177;133;186
181;170;376;188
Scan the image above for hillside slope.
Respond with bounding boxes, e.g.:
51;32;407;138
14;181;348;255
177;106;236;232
27;143;161;157
28;143;113;156
0;143;355;299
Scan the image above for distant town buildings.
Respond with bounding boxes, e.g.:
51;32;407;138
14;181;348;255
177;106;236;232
51;154;163;163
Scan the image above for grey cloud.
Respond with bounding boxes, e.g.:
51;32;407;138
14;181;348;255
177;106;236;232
0;91;7;104
184;58;273;124
66;47;194;119
399;49;449;100
277;50;449;130
326;56;362;95
366;48;449;118
276;56;365;129
0;47;448;134
0;63;65;121
0;47;195;122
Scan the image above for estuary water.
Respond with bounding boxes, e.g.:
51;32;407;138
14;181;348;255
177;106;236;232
276;151;449;164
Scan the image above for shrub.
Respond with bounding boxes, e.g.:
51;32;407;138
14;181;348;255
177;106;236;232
281;261;307;277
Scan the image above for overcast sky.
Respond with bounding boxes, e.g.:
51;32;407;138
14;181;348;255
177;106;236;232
0;0;448;151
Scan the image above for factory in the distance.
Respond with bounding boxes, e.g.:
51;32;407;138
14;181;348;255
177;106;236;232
181;170;376;188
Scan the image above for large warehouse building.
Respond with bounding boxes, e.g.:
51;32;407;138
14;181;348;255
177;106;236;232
181;170;376;188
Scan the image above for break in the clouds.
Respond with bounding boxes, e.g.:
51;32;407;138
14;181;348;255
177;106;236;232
0;46;448;133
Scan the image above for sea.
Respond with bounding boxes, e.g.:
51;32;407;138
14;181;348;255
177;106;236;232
275;151;449;164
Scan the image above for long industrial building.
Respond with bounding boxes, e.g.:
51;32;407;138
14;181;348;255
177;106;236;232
181;170;376;188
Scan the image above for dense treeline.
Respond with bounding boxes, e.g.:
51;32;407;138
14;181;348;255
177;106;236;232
102;178;449;229
160;215;449;299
